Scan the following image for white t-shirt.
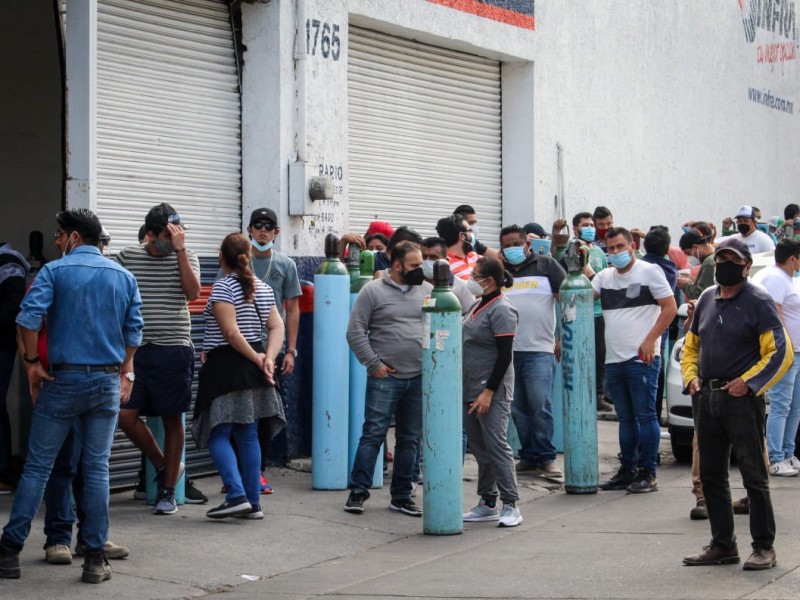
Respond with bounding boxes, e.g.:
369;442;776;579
592;260;674;364
752;265;800;349
717;230;775;253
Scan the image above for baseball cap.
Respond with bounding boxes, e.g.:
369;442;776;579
365;220;394;239
715;237;752;262
249;208;278;227
768;216;783;228
523;222;548;238
734;205;755;219
145;203;183;232
679;230;706;250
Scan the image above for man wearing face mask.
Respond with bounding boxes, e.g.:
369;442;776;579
420;237;475;314
499;225;566;480
588;228;676;494
593;206;614;252
681;238;791;570
344;241;431;517
721;205;775;254
437;214;481;280
115;203;201;516
678;230;716;301
453;205;500;261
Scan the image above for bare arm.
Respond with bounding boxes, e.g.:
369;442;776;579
168;223;201;300
281;297;300;375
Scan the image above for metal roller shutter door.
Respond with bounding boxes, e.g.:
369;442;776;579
348;27;502;242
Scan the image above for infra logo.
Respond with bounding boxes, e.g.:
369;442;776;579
739;0;797;43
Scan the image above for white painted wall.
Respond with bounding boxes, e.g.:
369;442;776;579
240;0;800;256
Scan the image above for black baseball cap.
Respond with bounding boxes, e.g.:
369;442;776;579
679;230;706;250
249;208;278;227
145;203;184;232
715;237;752;263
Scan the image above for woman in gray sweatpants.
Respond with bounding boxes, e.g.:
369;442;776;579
461;257;522;527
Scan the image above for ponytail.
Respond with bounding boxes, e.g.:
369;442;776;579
476;256;513;289
220;233;256;302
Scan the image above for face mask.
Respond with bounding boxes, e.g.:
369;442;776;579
580;226;596;242
687;256;701;267
154;240;175;255
462;232;475;250
503;246;527;265
251;239;273;252
682;226;692;233
402;267;425;286
607;250;632;270
471;224;479;242
596;227;608;241
715;261;746;286
422;259;436;280
466;278;485;296
737;223;751;236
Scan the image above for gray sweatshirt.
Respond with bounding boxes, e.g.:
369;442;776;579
347;271;432;378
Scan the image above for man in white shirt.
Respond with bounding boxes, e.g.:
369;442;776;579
721;205;775;254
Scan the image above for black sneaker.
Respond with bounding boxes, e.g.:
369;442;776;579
233;504;264;520
599;467;638;491
206;496;252;519
389;498;423;517
184;478;209;504
344;490;369;514
0;544;20;579
81;551;112;584
626;469;658;494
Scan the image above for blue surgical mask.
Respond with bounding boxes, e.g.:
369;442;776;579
251;239;273;252
503;246;527;265
682;226;692;233
580;226;596;242
607;250;632;270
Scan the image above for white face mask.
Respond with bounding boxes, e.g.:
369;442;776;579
422;259;436;280
471;224;479;241
466;278;485;296
687;256;700;267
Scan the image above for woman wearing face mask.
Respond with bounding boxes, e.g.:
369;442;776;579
192;233;286;520
461;257;523;527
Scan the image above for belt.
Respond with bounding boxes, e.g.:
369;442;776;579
702;379;729;391
51;364;120;374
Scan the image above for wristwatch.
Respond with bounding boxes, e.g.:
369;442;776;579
288;348;298;358
122;371;136;382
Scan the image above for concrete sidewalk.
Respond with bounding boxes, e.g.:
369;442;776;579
1;421;799;599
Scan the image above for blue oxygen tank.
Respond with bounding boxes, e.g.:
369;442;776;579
312;233;350;490
348;247;382;488
552;304;565;453
559;242;598;493
421;260;463;535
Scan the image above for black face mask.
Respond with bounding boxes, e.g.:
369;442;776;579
402;267;425;286
715;261;747;286
737;223;751;236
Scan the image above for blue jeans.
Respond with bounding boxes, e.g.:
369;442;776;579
605;357;661;473
0;350;15;484
208;421;261;506
350;375;422;500
1;371;119;553
766;353;800;464
43;426;84;547
511;352;556;467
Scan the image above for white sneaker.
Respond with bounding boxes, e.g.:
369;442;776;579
498;503;523;527
787;456;800;472
769;460;798;477
462;500;500;522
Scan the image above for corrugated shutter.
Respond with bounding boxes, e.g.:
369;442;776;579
348;27;502;242
96;0;241;255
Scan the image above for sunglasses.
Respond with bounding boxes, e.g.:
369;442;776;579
252;222;277;231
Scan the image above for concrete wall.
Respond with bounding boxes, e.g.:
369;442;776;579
242;0;800;254
0;0;63;256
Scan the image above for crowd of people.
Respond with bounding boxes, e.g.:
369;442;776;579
1;199;799;583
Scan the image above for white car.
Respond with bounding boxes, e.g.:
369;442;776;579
665;251;774;463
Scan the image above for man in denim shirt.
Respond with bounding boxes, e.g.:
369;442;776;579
0;209;143;584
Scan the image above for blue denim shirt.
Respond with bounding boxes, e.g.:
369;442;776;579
16;245;143;365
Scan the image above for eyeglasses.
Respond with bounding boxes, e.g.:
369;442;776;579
252;222;277;231
53;230;66;240
470;273;486;281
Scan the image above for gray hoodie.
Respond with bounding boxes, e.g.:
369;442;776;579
347;271;432;378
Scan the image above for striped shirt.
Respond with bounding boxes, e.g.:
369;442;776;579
202;274;275;353
115;244;200;346
447;250;480;281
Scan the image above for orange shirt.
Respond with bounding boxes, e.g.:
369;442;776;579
447;250;480;280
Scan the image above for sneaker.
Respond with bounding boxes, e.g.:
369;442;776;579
683;544;740;566
733;496;750;515
627;469;658;493
743;547;777;570
184;478;209;504
75;541;129;560
0;544;20;579
45;544;73;565
234;504;264;520
0;482;12;495
344;490;369;514
533;463;564;481
410;481;418;497
769;460;798;477
787;456;800;471
497;503;523;528
154;461;186;488
389;498;422;517
599;467;638;491
463;499;500;522
260;473;274;494
81;551;112;584
133;479;147;501
689;500;709;520
206;496;252;519
153;489;178;515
